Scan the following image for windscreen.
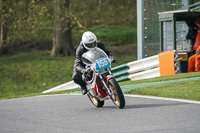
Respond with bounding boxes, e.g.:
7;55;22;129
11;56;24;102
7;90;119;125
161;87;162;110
82;48;108;65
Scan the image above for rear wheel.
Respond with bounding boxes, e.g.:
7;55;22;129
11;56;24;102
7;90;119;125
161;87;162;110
87;94;104;107
108;78;125;109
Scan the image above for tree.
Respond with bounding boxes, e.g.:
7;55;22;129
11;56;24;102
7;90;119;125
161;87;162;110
0;0;7;55
51;0;74;56
0;0;38;55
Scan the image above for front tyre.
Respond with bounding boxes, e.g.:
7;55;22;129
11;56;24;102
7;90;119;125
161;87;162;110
87;94;104;107
108;78;125;109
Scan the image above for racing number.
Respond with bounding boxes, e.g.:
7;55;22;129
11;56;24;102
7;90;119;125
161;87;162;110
97;58;108;68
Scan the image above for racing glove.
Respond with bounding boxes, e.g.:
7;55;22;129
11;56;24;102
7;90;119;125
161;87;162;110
81;68;92;82
109;55;116;63
81;69;86;74
81;69;87;82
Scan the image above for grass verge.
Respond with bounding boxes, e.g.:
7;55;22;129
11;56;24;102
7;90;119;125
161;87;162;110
119;72;200;86
0;51;75;99
0;44;136;100
123;72;200;101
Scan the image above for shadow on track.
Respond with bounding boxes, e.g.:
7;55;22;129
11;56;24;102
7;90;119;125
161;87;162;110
89;102;187;109
124;103;188;109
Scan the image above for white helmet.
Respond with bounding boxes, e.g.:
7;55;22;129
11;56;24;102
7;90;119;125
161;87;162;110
82;31;97;50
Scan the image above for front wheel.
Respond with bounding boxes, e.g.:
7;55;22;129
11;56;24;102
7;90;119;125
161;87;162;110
108;78;125;109
87;94;104;107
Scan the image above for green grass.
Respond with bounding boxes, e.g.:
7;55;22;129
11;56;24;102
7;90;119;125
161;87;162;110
124;72;200;101
119;72;200;86
0;51;75;99
0;44;137;100
1;48;200;101
1;26;137;100
72;26;137;47
89;26;137;45
2;25;199;101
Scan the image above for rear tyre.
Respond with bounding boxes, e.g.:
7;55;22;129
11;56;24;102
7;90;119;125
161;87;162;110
87;94;104;107
108;78;125;109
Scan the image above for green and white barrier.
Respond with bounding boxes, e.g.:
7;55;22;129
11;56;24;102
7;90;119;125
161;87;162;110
43;50;179;93
112;55;159;82
112;50;180;82
42;81;79;93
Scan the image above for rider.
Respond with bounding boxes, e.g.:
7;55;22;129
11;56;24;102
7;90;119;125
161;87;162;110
72;31;114;95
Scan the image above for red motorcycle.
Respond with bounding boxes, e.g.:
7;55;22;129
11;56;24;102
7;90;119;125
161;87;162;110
82;48;125;109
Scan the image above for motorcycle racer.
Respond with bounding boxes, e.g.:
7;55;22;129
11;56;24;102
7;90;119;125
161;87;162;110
72;31;114;95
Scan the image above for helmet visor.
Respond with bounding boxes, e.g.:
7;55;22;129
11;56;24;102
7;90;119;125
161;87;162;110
85;41;97;49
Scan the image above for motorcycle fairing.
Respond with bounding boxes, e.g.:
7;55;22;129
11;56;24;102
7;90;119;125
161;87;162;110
88;80;108;98
104;75;114;84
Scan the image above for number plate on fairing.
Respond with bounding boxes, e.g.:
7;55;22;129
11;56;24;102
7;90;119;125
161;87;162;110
95;58;110;72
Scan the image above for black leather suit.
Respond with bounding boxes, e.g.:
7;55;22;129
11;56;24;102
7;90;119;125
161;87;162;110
72;40;113;87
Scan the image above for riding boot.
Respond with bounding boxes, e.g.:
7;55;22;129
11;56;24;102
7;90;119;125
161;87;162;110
72;71;87;95
80;84;87;95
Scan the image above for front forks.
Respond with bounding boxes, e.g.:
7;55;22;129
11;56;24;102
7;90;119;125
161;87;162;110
99;74;113;96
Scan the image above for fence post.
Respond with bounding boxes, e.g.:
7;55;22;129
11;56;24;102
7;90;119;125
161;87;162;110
137;0;144;59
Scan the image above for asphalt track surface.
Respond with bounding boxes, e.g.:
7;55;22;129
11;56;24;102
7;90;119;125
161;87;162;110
0;94;200;133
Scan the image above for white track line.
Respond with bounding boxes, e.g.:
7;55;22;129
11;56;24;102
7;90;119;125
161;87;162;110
125;94;200;105
40;94;200;105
